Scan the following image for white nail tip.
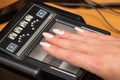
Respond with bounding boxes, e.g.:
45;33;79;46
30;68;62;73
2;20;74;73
42;32;54;38
52;29;64;35
74;27;84;33
40;42;51;48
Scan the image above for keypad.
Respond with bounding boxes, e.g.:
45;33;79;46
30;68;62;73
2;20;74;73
36;9;47;18
14;26;23;34
19;20;28;28
24;14;33;22
6;43;18;53
8;32;18;40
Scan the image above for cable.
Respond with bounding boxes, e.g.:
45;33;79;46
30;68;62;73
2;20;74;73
0;0;120;33
54;1;120;33
91;6;120;33
84;0;120;14
84;0;120;33
108;8;120;14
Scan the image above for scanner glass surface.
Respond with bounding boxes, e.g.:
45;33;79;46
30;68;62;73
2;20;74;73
29;20;80;74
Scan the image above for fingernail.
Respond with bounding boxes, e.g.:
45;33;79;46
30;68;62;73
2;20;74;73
42;32;54;38
74;27;84;33
40;42;51;47
52;28;64;35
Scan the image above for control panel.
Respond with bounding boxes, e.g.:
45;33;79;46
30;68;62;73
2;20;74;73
0;4;55;59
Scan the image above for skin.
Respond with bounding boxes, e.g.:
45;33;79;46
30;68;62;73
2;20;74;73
40;27;120;80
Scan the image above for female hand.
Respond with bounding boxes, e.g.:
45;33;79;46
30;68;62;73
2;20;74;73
40;27;120;80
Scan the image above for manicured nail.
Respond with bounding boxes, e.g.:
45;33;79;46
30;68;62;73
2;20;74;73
40;42;51;48
42;32;54;38
52;28;64;35
74;27;84;33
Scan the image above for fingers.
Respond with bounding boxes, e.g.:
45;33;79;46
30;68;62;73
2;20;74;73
42;32;82;51
51;28;106;45
52;27;117;42
52;28;118;45
41;28;109;54
42;32;99;54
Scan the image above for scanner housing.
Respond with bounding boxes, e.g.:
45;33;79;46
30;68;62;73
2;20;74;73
0;1;110;80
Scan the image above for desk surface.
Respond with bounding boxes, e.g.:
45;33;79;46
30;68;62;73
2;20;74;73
0;0;120;37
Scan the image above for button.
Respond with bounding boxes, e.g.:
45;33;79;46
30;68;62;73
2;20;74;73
14;26;23;34
8;32;17;40
24;14;33;22
36;9;47;18
19;20;28;28
6;43;18;53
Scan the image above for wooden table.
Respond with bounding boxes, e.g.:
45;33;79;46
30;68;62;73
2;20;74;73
0;0;120;37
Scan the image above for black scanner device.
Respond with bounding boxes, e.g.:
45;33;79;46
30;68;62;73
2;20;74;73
0;1;110;80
